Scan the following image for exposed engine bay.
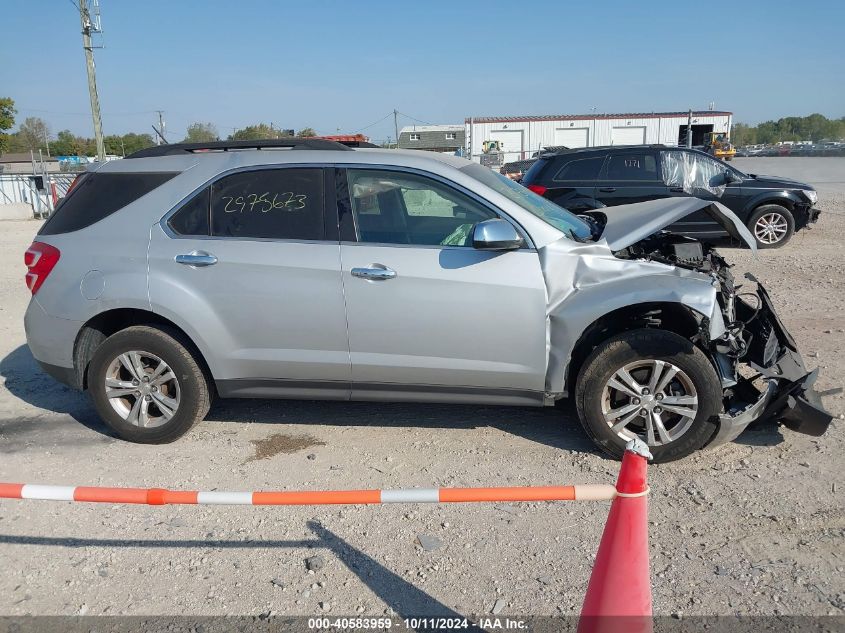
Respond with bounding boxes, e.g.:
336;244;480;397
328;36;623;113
612;228;833;443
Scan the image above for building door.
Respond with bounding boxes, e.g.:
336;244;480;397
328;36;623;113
489;130;524;163
554;127;589;148
611;126;647;145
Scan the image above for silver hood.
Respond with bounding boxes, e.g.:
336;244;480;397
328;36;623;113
598;197;757;253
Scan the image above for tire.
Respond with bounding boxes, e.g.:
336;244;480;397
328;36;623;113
575;329;722;463
88;326;211;443
747;204;795;248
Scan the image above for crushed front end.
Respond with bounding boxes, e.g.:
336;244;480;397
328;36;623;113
614;232;833;444
704;258;833;444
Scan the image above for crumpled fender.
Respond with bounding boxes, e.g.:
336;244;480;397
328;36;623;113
538;239;726;394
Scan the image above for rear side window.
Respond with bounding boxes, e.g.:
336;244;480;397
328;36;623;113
603;154;658;181
39;172;176;235
168;187;210;236
210;168;324;240
554;156;605;181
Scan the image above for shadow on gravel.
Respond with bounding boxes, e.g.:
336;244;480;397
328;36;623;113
0;522;481;625
0;345;114;448
208;397;597;457
1;343;597;458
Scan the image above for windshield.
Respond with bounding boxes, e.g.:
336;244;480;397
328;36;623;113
460;163;592;240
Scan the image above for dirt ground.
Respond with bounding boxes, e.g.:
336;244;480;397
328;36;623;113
0;158;842;619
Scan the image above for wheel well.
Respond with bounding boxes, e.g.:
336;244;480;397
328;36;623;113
565;302;701;394
73;308;213;392
751;199;794;215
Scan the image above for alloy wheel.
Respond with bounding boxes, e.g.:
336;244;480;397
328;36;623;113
104;351;181;428
601;359;698;446
753;212;789;245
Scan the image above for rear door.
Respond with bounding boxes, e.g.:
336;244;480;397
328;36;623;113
337;167;547;402
595;150;666;207
541;154;605;212
148;166;351;398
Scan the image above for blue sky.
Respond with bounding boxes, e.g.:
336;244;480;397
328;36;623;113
2;0;843;142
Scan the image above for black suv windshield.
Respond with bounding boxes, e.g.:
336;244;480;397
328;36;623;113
461;163;592;240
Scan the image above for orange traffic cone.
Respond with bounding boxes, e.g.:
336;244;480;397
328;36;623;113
578;438;653;633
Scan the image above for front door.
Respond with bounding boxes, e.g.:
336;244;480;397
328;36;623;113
662;150;744;238
148;166;351;399
337;167;547;403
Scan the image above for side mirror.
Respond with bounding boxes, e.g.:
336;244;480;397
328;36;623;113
724;170;738;184
472;218;524;251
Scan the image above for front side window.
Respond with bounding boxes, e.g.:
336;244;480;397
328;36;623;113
661;151;734;196
554;156;605;182
603;153;658;180
460;163;592;241
347;169;497;246
209;168;324;240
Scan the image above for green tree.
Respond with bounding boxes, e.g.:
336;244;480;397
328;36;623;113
121;133;154;154
296;127;317;137
0;97;15;153
13;116;51;152
228;123;292;141
183;122;219;143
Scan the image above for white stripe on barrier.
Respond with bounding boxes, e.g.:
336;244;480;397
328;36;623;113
380;489;440;503
20;484;75;501
196;491;253;505
573;484;617;501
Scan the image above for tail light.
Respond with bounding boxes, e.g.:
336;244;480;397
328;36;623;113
24;242;61;295
527;184;547;196
65;172;87;197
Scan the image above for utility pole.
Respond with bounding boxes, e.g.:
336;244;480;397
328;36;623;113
156;110;166;145
79;0;105;161
393;109;399;149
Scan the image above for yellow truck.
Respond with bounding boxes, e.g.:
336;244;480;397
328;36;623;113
703;132;736;161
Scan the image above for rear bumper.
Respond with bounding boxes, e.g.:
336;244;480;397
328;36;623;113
710;283;833;446
24;298;82;389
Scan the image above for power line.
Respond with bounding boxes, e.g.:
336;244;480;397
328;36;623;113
353;112;394;133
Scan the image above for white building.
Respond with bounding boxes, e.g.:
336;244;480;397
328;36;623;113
465;111;733;163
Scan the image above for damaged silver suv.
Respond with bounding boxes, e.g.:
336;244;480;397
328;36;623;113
24;139;832;462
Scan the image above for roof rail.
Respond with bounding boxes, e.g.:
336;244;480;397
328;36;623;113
125;138;352;159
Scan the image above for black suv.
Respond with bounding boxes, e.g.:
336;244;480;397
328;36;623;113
520;145;821;248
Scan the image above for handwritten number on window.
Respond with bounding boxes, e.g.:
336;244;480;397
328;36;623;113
222;192;307;213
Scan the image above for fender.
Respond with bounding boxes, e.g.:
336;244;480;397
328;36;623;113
741;189;802;215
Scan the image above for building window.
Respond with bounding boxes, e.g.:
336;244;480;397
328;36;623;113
445;132;456;140
410;133;421;141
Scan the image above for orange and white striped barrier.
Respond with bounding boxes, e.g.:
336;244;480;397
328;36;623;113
0;482;616;506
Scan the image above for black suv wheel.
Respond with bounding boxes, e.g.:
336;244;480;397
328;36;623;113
747;204;795;248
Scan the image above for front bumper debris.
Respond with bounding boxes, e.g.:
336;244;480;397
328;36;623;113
709;281;834;446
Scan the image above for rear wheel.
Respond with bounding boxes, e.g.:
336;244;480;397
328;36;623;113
575;329;722;463
748;204;794;248
88;326;211;443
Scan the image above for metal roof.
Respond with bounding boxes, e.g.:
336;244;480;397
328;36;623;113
465;111;732;124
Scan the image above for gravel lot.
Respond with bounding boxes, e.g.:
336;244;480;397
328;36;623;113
0;158;842;619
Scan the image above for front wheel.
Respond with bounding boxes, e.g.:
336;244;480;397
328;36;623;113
88;326;211;443
575;329;722;463
747;204;795;248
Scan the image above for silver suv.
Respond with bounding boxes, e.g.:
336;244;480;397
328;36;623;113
24;139;832;462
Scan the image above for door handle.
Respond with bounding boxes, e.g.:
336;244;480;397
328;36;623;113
669;187;685;193
351;266;396;281
175;251;218;267
599;187;617;193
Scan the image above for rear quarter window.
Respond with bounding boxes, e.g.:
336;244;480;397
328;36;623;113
39;172;176;235
554;156;605;181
